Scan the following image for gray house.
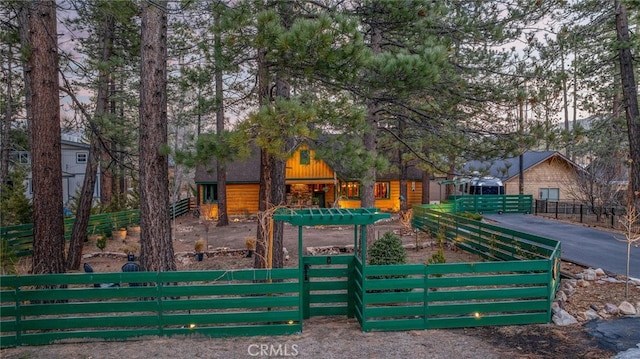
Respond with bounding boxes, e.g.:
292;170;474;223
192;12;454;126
12;134;100;207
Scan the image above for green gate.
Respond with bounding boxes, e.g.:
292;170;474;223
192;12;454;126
274;208;391;320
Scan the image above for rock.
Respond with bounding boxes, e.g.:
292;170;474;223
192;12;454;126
590;304;599;311
583;269;597;281
594;268;606;277
604;303;619;315
555;290;567;302
599;277;620;283
576;279;590;287
552;309;578;326
618;301;637;315
566;279;577;287
583;309;600;320
561;282;576;296
551;301;561;314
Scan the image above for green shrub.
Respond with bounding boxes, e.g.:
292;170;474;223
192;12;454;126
369;231;406;265
1;238;18;275
368;232;409;293
428;226;447;265
0;169;33;226
96;235;107;251
459;211;483;221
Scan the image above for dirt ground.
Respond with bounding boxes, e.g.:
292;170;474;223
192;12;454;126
3;214;639;358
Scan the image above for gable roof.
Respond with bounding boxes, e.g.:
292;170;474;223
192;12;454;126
462;151;580;181
195;145;262;183
195;141;425;184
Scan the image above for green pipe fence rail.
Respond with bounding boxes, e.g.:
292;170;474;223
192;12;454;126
0;268;301;347
447;194;533;214
1;198;192;258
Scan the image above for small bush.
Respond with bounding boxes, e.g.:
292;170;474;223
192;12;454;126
96;235;107;251
369;231;406;265
427;227;447;266
1;238;18;275
459;211;483;221
368;232;409;293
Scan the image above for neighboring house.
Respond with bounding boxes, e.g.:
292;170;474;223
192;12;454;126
11;134;100;207
462;151;582;202
194;143;443;217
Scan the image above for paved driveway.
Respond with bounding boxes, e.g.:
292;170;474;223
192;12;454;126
484;214;640;278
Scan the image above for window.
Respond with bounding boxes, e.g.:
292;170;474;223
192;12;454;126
202;184;218;204
299;150;310;165
539;188;559;201
11;151;30;164
340;181;360;199
76;152;88;164
374;182;390;199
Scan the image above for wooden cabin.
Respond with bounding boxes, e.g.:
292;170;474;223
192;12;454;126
194;144;439;218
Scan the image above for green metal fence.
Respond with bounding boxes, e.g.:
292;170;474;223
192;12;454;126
1;198;191;258
345;204;561;332
0;205;561;347
1;209;139;258
447;194;533;214
0;268;301;347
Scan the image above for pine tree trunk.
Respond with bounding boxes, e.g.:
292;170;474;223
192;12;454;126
22;1;66;275
215;11;229;227
615;2;640;210
0;44;13;186
398;119;408;212
253;43;270;269
255;149;271;269
422;145;431;204
67;13;114;270
139;0;175;272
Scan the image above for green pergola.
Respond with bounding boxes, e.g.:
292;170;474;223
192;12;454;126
273;207;391;266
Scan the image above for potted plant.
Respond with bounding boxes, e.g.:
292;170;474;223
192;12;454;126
111;227;127;241
245;238;256;258
127;212;140;234
111;215;127;240
194;238;206;261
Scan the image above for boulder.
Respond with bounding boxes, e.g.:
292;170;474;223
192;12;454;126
598;277;620;283
555;290;567;302
552;309;578;326
583;269;597;281
594;268;606;277
561;282;576;296
551;301;561;314
583;309;600;320
604;303;619;315
576;279;590;287
618;301;637;315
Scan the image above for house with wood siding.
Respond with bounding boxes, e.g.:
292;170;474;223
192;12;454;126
194;143;439;218
462;151;582;201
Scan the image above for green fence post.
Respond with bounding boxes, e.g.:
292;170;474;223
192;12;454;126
423;266;429;330
299;226;305;324
347;258;354;318
15;282;22;346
